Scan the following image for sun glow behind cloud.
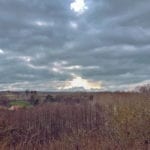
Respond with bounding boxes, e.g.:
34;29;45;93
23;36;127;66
70;0;88;14
59;74;102;90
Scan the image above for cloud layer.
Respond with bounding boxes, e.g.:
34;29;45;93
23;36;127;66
0;0;150;91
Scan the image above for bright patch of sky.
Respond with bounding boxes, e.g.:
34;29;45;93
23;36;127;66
35;21;49;26
70;0;88;14
19;56;32;62
61;74;102;90
0;49;4;54
69;21;78;29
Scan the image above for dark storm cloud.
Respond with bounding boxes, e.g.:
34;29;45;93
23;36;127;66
0;0;150;91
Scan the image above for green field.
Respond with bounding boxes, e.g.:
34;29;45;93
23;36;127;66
9;100;31;107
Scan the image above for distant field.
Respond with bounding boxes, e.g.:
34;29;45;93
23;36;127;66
0;91;150;150
9;100;31;107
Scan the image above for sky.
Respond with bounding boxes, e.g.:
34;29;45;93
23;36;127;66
0;0;150;91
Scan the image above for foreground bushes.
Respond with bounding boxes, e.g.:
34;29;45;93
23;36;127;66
0;93;149;150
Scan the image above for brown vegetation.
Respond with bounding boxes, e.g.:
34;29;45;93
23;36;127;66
0;92;149;150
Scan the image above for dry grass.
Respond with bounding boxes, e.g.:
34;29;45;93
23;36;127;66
0;92;149;150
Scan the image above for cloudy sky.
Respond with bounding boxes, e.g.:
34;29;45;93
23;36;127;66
0;0;150;91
